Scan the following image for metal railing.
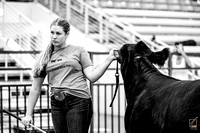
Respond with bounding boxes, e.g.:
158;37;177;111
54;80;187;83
0;0;168;83
168;52;200;80
0;2;43;51
0;83;126;133
0;51;126;133
37;0;200;79
0;1;43;80
0;51;200;133
37;0;168;50
0;50;41;82
0;84;52;133
0;0;199;79
2;0;199;79
0;1;199;133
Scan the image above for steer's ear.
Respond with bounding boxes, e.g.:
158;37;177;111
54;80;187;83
148;48;169;66
135;41;150;54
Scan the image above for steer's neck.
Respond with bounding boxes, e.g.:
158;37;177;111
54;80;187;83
122;57;158;103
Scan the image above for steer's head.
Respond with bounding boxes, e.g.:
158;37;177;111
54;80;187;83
117;41;170;99
118;41;169;67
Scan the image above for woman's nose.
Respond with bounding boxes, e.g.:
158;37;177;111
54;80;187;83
52;34;57;39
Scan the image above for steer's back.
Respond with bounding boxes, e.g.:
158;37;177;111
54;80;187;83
127;78;200;133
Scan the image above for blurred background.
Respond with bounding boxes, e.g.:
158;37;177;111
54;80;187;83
0;0;200;133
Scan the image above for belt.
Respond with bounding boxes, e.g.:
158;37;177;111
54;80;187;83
51;88;69;101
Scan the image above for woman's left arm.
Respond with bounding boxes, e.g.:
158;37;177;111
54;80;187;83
83;49;117;83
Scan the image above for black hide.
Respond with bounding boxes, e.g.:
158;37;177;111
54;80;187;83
118;41;200;133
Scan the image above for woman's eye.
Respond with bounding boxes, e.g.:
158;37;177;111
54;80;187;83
56;32;61;35
50;31;62;36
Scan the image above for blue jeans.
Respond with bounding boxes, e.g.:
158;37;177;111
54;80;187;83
51;94;93;133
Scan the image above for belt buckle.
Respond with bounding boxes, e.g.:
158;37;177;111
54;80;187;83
54;91;66;101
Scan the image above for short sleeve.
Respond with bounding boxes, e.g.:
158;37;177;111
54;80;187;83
32;52;47;78
33;67;47;78
80;47;93;69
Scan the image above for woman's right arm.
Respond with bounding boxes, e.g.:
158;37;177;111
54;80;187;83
21;77;45;126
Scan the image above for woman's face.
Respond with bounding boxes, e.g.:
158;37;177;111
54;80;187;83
50;25;68;49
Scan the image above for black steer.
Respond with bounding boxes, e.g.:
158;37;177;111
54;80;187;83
118;41;200;133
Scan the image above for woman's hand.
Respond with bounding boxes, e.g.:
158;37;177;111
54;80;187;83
83;48;119;83
108;48;119;61
21;115;33;127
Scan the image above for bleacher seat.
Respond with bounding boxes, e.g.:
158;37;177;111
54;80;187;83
85;0;200;45
86;0;200;12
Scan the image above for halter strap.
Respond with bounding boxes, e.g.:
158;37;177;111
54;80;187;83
109;60;120;107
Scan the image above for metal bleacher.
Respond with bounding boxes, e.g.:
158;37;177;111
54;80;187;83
83;0;200;80
86;0;200;12
0;1;200;133
86;0;200;46
0;0;199;81
85;0;200;80
0;2;42;83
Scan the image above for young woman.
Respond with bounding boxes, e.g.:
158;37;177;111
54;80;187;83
21;18;117;133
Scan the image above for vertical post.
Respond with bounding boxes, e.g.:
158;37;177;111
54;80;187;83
111;85;114;133
20;70;23;82
18;15;21;47
118;87;121;133
104;19;109;44
89;52;94;133
51;0;54;12
0;86;2;133
55;0;59;13
168;53;172;77
66;0;71;22
2;0;5;37
5;54;8;82
99;14;103;44
104;85;107;133
49;0;53;12
84;7;89;35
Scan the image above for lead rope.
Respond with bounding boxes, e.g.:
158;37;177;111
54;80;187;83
109;60;119;107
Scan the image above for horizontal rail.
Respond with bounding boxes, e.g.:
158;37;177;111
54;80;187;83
0;50;41;54
0;68;31;70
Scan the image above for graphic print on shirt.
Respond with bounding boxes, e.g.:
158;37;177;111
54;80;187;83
51;58;62;63
47;56;71;73
44;45;93;98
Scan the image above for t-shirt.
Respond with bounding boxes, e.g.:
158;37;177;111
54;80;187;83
34;45;93;99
